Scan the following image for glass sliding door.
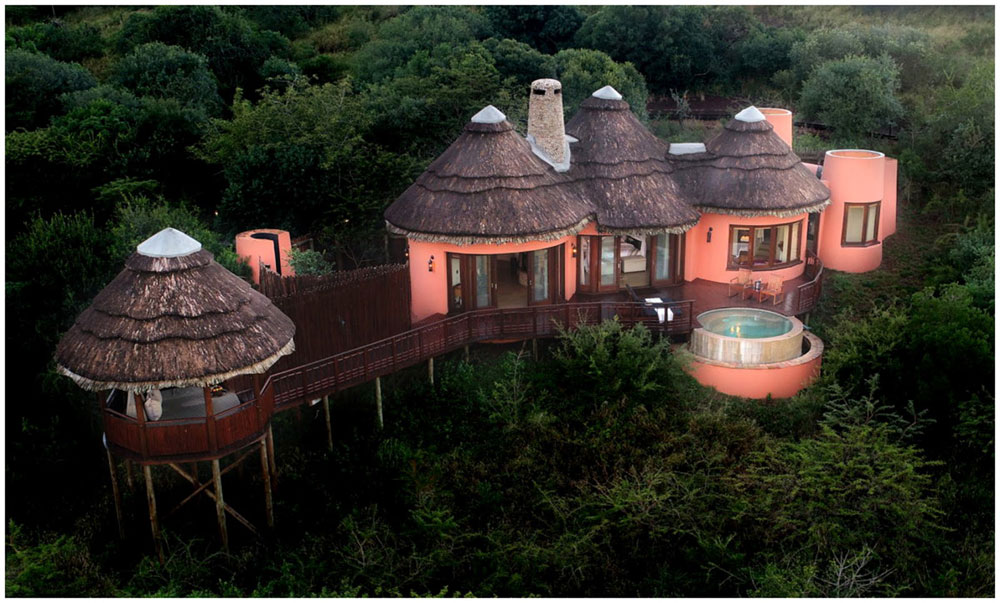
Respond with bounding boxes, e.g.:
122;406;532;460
579;237;591;287
599;236;617;290
650;233;683;286
529;249;549;303
447;254;464;313
475;255;493;308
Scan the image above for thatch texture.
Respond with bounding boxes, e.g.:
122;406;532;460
566;96;700;234
668;116;830;216
384;120;594;245
56;248;296;392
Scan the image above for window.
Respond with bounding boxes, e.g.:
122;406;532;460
728;221;802;270
842;202;880;246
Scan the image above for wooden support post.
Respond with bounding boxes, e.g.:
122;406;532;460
143;465;164;564
211;459;229;552
124;459;134;490
322;395;333;452
428;357;434;387
375;377;383;430
266;425;276;481
190;462;199;485
532;338;539;359
260;440;274;529
106;449;125;540
463;345;470;363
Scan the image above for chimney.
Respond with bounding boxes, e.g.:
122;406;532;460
759;108;794;148
527;78;568;169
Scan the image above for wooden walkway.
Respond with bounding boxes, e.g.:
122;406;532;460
257;254;823;412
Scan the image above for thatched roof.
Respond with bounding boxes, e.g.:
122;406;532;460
55;228;296;392
667;107;830;217
384;106;594;245
566;92;700;235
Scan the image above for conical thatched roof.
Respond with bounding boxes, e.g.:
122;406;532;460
384;106;593;245
566;91;700;235
667;107;830;217
55;228;296;392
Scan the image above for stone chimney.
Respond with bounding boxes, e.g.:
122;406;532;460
527;78;568;169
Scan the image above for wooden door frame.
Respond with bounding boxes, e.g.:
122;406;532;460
649;233;684;287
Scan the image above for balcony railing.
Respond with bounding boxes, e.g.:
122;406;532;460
103;381;275;463
795;250;824;314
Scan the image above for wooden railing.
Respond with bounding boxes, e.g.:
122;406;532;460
103;381;276;463
261;300;694;411
795;250;824;314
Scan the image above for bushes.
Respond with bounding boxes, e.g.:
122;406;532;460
109;43;222;115
5;48;96;130
798;54;904;138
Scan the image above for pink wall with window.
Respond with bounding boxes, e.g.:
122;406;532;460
408;235;578;322
817;150;888;273
682;212;809;285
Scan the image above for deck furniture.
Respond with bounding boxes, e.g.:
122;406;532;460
758;275;784;305
728;268;752;297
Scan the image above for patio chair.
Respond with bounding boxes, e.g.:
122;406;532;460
728;268;752;297
758;275;784;305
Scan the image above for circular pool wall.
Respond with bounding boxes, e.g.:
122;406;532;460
690;308;803;364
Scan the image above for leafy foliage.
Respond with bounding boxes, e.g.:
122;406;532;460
483;6;584;54
109;42;222;115
799;54;904;138
5;48;96;131
554;48;649;121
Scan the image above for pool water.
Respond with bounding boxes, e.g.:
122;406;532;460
697;308;792;339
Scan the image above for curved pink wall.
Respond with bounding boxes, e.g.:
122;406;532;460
818;150;885;273
760;108;793;148
882;157;897;239
686;332;823;399
408;234;578;322
683;212;808;284
236;229;295;284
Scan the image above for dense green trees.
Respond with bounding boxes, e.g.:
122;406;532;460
3;5;994;597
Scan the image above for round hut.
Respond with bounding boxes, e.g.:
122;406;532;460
667;106;830;284
385;105;593;319
55;227;295;556
566;86;701;291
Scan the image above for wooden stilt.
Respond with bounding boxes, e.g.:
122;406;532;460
266;425;276;481
124;459;134;490
532;338;539;359
375;377;383;430
322;395;333;452
143;465;165;564
190;462;199;485
211;459;229;552
106;449;125;540
428;357;434;386
463;345;470;363
260;440;274;528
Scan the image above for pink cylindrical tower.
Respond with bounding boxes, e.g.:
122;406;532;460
818;150;886;273
760;108;793;148
235;229;296;284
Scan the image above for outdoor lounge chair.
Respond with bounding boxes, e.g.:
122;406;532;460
728;268;753;297
758;275;784;305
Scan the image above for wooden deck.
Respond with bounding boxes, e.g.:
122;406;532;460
571;275;810;318
257;253;823;412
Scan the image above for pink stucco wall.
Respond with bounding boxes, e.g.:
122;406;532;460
882;157;898;239
817;150;885;273
235;229;295;284
686;332;823;399
408;235;578;322
683;212;808;284
760;108;793;148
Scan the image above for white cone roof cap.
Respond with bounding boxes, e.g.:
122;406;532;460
668;142;707;155
471;105;506;124
136;227;202;258
734;106;766;123
592;85;623;101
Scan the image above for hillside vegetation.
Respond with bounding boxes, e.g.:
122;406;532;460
5;6;994;597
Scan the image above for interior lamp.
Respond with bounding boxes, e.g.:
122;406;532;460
571;244;578;258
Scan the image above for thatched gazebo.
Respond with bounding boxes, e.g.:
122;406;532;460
566;86;701;235
384;105;594;245
55;227;295;558
667;106;830;217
